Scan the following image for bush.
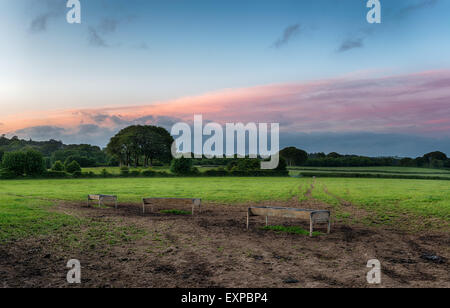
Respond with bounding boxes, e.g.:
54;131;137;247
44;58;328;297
142;169;157;177
234;159;260;171
170;157;193;175
0;168;17;179
64;155;96;168
120;166;130;176
1;151;26;176
275;157;287;171
24;150;46;176
72;171;82;178
204;167;229;176
52;160;65;172
130;170;141;177
44;170;68;178
65;160;81;174
100;169;111;177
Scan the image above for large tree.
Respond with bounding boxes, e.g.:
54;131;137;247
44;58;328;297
106;125;174;167
423;151;448;162
279;147;308;166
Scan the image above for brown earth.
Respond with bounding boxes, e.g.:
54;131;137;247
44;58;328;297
0;194;449;288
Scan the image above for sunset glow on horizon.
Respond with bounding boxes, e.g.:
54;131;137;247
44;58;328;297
1;0;450;156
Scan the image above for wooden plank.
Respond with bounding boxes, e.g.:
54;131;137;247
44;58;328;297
143;198;194;206
142;198;201;215
88;194;117;201
87;194;117;208
88;194;101;200
249;206;320;220
247;206;331;237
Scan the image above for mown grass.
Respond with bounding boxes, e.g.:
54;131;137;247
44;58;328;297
0;177;301;204
312;178;450;230
0;195;79;243
289;166;450;174
0;176;449;244
289;166;450;179
0;194;147;247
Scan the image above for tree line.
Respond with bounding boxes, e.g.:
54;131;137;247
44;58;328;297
1;127;449;179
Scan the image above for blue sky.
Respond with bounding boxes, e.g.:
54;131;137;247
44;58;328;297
1;0;449;156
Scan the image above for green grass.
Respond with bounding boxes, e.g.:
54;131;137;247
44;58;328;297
311;178;450;230
0;195;80;242
262;225;322;237
289;166;450;179
289;166;450;174
0;177;301;204
0;176;449;243
82;166;217;175
160;209;192;215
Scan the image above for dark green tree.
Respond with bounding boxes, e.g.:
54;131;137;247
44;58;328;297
65;160;81;174
279;147;308;166
52;160;65;172
170;157;193;175
106;125;174;167
423;151;448;162
1;151;26;176
24;150;46;176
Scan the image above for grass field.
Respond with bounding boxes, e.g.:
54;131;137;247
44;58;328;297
1;176;449;287
288;166;450;179
1;176;448;241
311;178;450;230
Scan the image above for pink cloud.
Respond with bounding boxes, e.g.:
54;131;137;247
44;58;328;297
1;70;450;137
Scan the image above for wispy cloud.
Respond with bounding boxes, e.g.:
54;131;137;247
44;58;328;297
88;27;109;47
400;0;439;15
87;16;135;47
29;0;64;33
272;24;301;48
338;37;364;52
3;70;450;145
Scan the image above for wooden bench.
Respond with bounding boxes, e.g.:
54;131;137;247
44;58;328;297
87;194;118;209
247;206;331;237
142;198;202;215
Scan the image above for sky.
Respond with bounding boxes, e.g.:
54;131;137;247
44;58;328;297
0;0;449;156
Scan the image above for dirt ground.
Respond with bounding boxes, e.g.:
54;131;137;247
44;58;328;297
0;191;449;288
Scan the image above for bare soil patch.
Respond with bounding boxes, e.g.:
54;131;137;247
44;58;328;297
0;198;448;288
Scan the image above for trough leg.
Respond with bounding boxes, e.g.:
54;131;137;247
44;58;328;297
142;203;145;214
87;197;89;208
192;204;194;216
327;218;331;234
115;198;118;209
265;216;268;227
246;209;250;230
309;218;313;237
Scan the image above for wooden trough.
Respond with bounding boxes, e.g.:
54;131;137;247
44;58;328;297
87;194;118;209
142;198;202;215
247;206;331;237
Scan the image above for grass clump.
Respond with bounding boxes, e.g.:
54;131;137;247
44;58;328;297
262;225;322;237
160;209;192;215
